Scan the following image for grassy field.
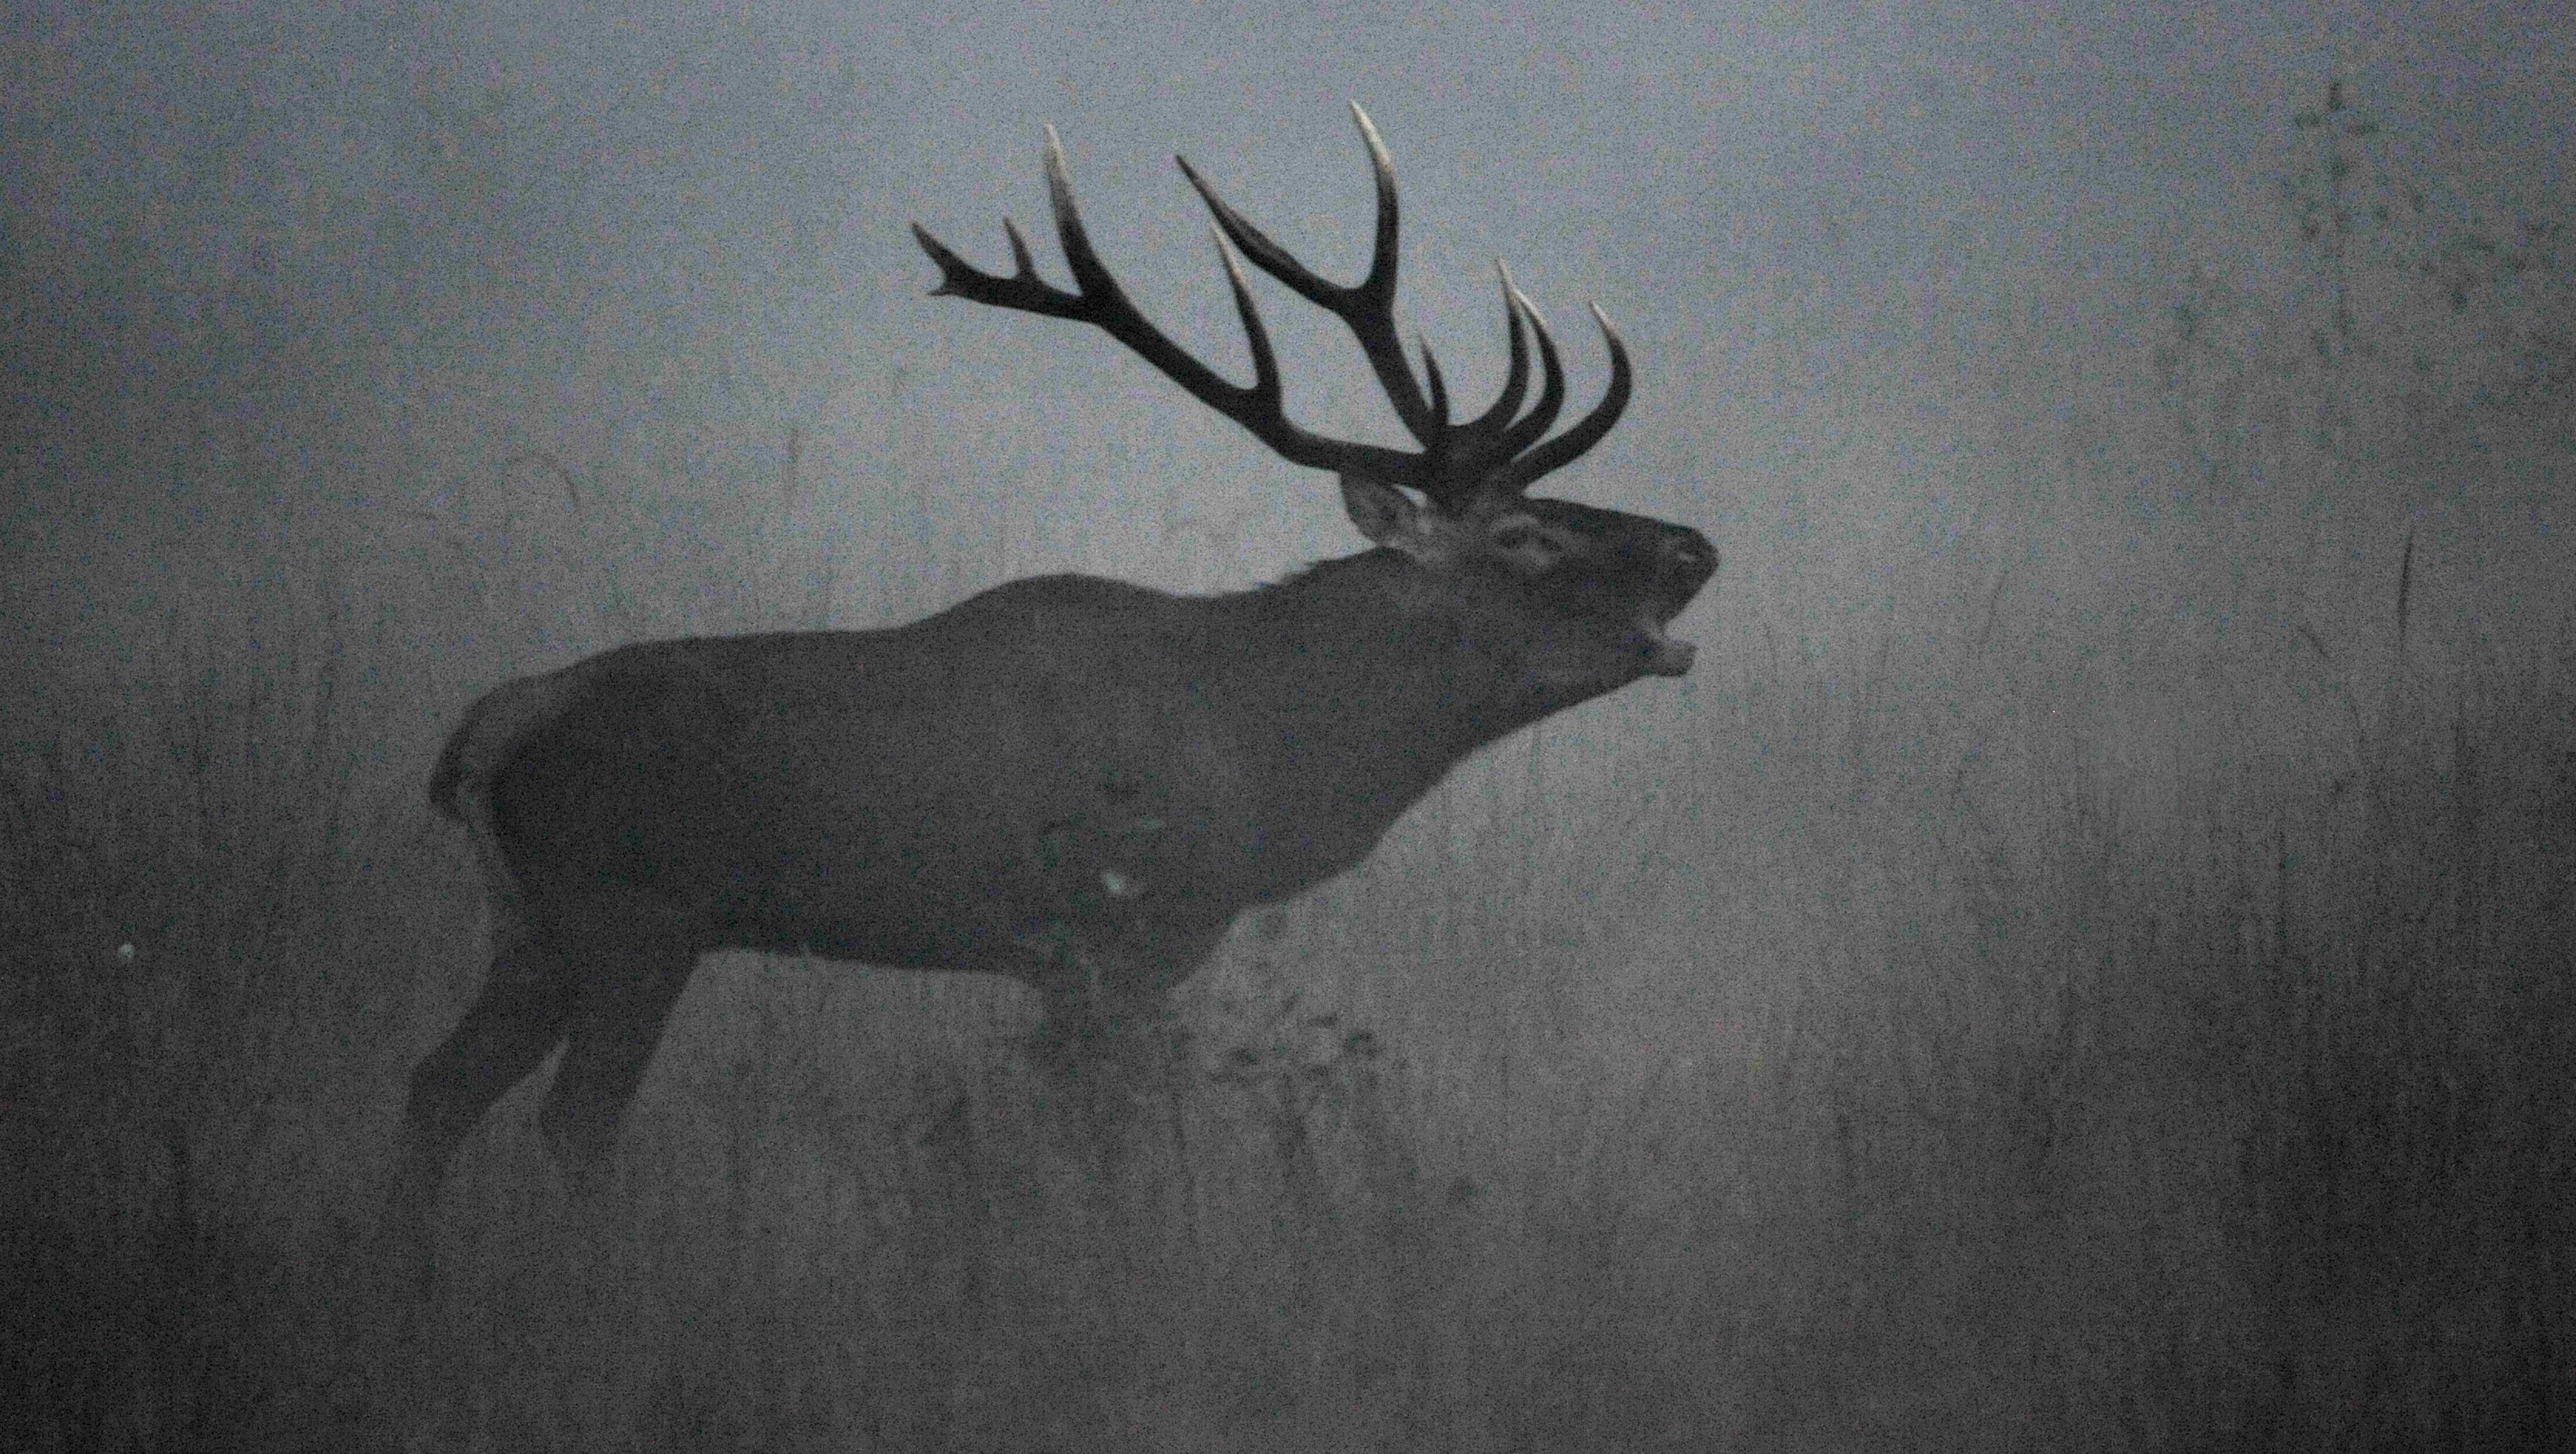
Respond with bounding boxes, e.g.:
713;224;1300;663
8;556;2569;1449
8;28;2570;1449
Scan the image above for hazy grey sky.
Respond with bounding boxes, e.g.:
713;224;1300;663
8;2;2570;726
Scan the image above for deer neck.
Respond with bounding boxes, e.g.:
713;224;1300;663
1226;549;1554;776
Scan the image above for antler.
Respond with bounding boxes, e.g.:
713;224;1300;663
910;104;1628;506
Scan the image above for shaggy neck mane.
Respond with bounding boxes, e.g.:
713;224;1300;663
1222;548;1444;624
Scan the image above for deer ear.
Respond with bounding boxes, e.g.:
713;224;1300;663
1339;474;1438;557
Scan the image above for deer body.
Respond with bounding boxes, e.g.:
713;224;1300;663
463;548;1654;983
391;105;1714;1222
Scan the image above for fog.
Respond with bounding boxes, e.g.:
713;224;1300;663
10;3;2573;1448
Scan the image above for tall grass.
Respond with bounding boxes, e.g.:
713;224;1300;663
9;526;2569;1447
4;575;398;1449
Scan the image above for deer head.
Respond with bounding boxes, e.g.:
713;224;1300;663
911;103;1715;707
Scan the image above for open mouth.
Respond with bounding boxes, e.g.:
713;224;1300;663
1636;614;1696;676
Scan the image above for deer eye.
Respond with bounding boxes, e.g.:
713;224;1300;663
1488;517;1564;569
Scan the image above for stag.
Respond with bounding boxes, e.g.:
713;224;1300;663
389;105;1715;1217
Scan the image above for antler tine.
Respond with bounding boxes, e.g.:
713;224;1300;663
1350;102;1402;310
1003;217;1039;280
1451;262;1533;456
1209;226;1284;413
1175;103;1442;446
912;124;1425;488
1490;303;1631;494
1419;338;1451;433
1490;272;1568;464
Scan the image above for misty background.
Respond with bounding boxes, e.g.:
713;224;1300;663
18;3;2568;714
8;2;2573;1449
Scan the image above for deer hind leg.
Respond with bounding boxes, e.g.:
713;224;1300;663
387;918;583;1221
536;942;698;1194
395;666;598;1219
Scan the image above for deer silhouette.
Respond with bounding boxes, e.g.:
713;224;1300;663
388;105;1715;1219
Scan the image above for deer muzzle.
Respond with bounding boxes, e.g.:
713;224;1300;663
1637;615;1696;676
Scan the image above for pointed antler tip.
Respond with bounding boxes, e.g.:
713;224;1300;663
1209;223;1248;273
1348;102;1393;169
909;221;961;286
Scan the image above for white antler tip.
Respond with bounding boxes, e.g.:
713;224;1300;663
1348;102;1391;167
1210;224;1249;279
